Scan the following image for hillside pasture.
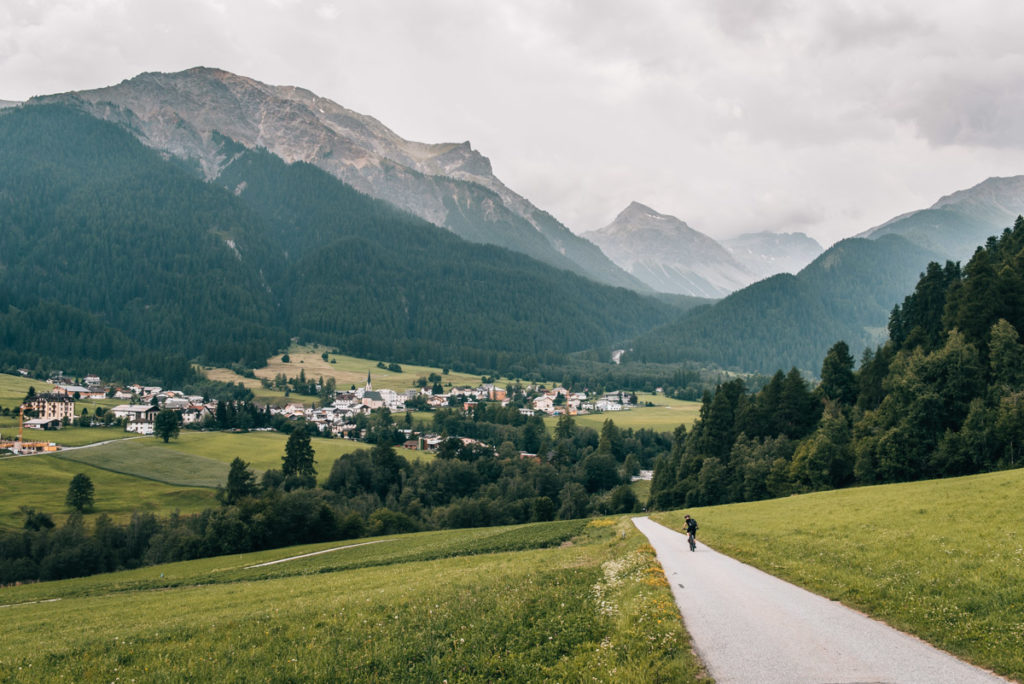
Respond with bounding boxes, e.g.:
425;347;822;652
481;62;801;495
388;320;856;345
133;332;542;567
0;454;216;529
546;394;700;434
204;347;488;406
0;518;706;682
54;431;428;489
655;468;1024;681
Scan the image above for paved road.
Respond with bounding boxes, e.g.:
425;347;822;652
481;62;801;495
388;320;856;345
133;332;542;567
633;516;1010;684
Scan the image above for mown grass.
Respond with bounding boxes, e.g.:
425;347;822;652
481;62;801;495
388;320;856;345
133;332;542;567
0;518;707;682
655;468;1024;681
204;346;488;406
53;431;427;490
0;454;216;530
545;394;701;434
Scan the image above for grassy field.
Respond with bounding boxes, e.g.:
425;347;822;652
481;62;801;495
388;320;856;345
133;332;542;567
55;431;426;488
0;518;707;682
545;394;701;434
204;346;489;406
0;454;216;529
655;468;1024;681
0;431;427;530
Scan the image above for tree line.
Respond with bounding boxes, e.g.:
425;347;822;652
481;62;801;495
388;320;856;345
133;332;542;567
650;217;1024;509
0;409;659;584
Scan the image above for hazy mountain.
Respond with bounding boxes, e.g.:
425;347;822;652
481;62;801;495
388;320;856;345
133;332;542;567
0;100;19;109
582;202;753;298
858;176;1024;261
721;231;823;281
33;67;646;291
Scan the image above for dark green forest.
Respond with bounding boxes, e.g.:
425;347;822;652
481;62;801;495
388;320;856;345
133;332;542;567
650;218;1024;508
0;104;676;383
627;235;943;374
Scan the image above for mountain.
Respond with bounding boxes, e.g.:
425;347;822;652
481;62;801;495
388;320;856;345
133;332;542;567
0;100;19;109
0;104;677;382
32;67;646;291
858;176;1024;261
625;177;1024;375
626;235;943;374
721;231;823;281
582;202;753;298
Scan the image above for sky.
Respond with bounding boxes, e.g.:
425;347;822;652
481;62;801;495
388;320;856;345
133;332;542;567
5;0;1024;247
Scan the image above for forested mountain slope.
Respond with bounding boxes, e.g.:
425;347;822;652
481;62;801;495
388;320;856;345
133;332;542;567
33;67;648;292
0;104;675;381
626;235;942;373
650;216;1024;510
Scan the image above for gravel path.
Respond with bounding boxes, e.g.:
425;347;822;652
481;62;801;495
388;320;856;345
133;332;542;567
633;516;1010;684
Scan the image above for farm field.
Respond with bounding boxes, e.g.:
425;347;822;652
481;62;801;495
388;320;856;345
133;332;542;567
204;347;489;405
0;518;706;682
55;430;427;488
0;454;216;529
0;430;427;529
655;468;1024;681
545;393;700;434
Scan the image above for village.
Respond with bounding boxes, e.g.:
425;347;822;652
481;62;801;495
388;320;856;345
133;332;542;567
1;369;639;455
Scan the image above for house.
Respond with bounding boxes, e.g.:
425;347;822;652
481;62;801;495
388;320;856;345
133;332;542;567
83;375;101;387
486;386;507;401
532;395;555;414
111;404;159;433
55;384;91;398
24;417;62;430
23;393;75;423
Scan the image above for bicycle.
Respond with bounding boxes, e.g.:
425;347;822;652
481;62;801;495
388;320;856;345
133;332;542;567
687;531;696;552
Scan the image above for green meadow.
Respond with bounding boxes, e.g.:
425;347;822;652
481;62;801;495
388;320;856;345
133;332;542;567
0;454;216;529
204;346;489;405
544;393;700;434
56;430;426;487
0;518;706;683
0;431;426;530
655;468;1024;681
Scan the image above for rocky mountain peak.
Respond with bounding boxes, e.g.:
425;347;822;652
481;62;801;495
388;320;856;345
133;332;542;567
28;67;645;291
583;203;753;298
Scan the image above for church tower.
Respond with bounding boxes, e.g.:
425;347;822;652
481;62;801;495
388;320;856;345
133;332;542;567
365;371;372;391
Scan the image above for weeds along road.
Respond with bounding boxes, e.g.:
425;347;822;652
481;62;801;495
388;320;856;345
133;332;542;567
633;516;1010;684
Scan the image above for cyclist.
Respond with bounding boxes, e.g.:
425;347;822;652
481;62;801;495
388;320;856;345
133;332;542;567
684;514;698;551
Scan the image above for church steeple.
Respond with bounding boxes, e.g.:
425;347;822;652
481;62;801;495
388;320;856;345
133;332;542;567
365;371;372;391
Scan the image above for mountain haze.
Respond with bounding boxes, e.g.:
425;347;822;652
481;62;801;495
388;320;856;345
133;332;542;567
583;202;753;297
33;67;646;291
721;231;823;281
859;176;1024;261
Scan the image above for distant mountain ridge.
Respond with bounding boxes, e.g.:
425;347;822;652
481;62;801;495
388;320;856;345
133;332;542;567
721;231;823;282
858;176;1024;261
627;177;1024;374
583;202;822;297
33;67;646;291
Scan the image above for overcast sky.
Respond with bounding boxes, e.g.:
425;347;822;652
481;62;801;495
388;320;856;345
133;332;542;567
5;0;1024;246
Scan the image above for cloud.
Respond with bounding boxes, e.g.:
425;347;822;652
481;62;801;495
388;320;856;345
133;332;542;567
4;0;1024;246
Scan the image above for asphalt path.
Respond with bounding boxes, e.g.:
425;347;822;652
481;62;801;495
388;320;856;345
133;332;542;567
633;516;1010;684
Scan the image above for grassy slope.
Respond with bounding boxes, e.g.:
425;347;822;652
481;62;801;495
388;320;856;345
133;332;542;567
204;347;487;406
0;431;426;530
545;393;701;433
655;468;1024;681
0;454;216;528
0;519;707;683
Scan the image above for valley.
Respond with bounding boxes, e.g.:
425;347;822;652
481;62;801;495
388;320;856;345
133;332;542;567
3;63;1024;683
